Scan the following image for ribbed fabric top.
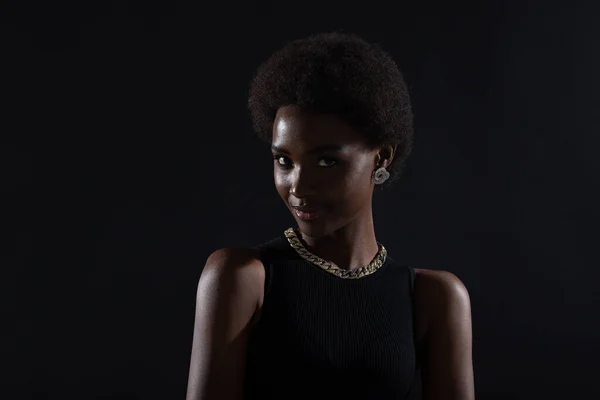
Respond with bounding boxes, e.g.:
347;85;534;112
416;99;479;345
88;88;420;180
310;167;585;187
244;232;420;400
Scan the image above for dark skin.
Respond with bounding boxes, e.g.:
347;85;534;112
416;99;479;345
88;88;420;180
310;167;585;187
187;105;475;400
271;106;392;270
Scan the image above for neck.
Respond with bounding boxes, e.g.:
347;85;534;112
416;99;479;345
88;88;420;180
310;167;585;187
299;207;379;271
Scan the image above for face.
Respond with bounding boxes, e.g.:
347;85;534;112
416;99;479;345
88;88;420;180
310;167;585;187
271;106;381;238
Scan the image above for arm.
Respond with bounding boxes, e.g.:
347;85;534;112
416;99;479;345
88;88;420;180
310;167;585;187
186;248;264;400
416;270;475;400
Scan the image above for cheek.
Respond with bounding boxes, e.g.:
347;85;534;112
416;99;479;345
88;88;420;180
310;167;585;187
331;165;373;208
343;163;372;192
273;171;288;196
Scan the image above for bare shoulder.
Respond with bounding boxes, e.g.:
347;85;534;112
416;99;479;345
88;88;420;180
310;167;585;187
197;247;266;320
187;248;265;400
414;268;470;302
413;269;472;339
413;269;475;399
202;248;264;289
204;247;263;271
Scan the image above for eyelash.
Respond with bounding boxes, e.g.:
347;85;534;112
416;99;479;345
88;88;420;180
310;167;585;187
272;155;338;168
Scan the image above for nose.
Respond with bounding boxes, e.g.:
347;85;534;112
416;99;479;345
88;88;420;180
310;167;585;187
289;167;318;199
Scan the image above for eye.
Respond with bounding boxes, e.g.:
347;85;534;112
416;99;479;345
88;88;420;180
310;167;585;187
318;158;337;167
273;155;337;168
273;155;291;167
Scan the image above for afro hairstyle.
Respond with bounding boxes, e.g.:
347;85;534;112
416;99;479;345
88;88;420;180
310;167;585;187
248;31;414;187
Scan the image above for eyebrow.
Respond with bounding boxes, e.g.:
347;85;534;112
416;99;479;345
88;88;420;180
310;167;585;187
271;144;345;155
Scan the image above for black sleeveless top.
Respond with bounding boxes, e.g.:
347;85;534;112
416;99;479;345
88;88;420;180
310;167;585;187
244;232;421;400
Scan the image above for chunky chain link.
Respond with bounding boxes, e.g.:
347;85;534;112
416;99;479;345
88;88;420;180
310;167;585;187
284;227;387;279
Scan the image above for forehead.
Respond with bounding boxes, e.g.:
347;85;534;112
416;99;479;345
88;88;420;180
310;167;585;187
272;106;367;150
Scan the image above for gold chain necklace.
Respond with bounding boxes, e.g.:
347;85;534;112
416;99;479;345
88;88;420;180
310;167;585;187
284;227;387;279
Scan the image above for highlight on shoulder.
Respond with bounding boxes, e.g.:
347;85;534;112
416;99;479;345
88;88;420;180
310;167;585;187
186;248;265;400
200;247;266;301
414;268;470;302
203;247;264;274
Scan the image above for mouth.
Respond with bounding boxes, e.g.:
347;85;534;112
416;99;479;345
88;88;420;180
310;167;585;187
291;206;323;221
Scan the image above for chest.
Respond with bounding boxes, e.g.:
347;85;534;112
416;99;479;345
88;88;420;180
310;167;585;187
246;263;417;396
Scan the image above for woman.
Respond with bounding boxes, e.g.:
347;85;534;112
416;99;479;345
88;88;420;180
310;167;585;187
187;32;474;400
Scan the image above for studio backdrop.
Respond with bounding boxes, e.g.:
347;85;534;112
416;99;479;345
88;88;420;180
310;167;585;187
8;1;599;399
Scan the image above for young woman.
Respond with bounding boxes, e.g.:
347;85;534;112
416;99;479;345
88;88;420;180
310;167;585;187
187;32;474;400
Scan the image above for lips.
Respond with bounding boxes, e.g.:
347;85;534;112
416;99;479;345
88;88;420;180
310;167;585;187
292;206;323;221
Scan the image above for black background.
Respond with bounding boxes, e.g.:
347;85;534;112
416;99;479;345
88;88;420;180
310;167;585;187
7;1;600;399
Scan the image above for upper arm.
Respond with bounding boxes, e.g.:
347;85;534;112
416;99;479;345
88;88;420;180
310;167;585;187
186;248;264;400
416;269;474;400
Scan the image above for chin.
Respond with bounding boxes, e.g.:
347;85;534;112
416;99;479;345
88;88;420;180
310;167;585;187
294;219;336;239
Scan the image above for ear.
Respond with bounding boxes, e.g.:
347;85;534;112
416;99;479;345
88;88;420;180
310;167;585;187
376;144;397;168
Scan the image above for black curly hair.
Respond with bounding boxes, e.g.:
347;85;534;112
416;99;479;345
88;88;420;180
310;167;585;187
248;31;414;188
